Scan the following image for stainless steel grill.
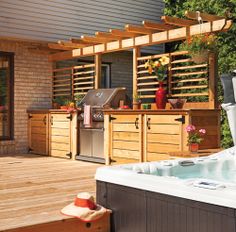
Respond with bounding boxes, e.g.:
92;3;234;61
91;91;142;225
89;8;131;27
77;88;127;163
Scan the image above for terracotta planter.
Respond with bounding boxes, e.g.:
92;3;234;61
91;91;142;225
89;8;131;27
189;143;199;153
155;81;167;109
191;51;209;64
133;102;141;110
60;106;68;110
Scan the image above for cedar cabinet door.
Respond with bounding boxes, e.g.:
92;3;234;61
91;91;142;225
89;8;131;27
110;114;142;162
143;114;184;161
28;113;49;155
50;113;72;159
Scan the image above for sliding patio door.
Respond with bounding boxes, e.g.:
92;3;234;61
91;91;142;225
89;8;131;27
0;52;14;140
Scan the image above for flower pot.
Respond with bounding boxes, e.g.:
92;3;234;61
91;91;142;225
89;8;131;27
155;81;167;109
60;106;68;110
133;102;141;110
189;143;199;153
191;51;209;64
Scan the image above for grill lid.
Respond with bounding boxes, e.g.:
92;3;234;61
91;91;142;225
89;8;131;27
80;88;126;108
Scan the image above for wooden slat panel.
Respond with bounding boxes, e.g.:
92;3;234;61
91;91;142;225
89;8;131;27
113;123;138;132
148;115;182;124
73;70;95;76
73;64;95;69
50;150;70;158
147;143;180;153
140;95;155;99
30;120;46;128
53;79;71;83
30;127;46;135
171;58;192;64
113;132;139;141
74;86;93;91
51;142;70;151
137;75;157;80
53;88;71;92
73;76;94;81
137;82;158;86
31;133;46;142
113;141;139;150
51;135;70;143
147;134;180;144
112;149;139;159
51;121;70;129
138;88;159;92
51;114;70;121
51;128;69;136
148;124;180;134
172;85;208;90
112;115;139;123
172;71;208;77
171;92;208;97
53;84;71;88
171;78;207;84
74;81;94;86
171;64;207;71
147;152;170;161
29;114;47;121
52;74;71;78
53;93;71;97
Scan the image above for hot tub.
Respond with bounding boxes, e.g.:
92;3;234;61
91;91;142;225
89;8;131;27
96;146;236;232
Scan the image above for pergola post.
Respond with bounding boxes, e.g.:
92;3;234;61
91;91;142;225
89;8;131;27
95;54;102;89
208;52;218;109
133;47;140;100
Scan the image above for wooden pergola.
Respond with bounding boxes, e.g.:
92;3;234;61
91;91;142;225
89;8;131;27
49;11;232;107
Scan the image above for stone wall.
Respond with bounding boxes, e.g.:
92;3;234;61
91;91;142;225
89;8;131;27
0;40;52;154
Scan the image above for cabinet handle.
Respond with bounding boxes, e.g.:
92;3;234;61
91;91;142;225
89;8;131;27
50;116;53;125
134;118;139;129
43;116;47;125
146;118;151;130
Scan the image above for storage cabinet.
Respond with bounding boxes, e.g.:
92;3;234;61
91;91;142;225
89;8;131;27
50;112;78;159
109;114;142;163
28;112;49;155
28;110;78;159
144;114;184;161
104;109;221;164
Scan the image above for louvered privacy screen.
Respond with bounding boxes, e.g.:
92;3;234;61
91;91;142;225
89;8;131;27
136;51;216;107
52;63;95;99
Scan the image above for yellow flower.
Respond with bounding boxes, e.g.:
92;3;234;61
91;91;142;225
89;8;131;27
159;56;170;66
154;61;160;67
144;61;149;69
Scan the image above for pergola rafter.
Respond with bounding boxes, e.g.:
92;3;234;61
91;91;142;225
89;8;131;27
49;11;232;61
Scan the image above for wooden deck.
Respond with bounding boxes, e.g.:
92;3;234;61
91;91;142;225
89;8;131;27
0;154;102;232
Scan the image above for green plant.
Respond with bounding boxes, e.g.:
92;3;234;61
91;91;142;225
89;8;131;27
186;125;206;144
133;92;141;103
179;34;217;55
144;56;170;82
74;94;84;106
53;96;68;106
164;0;236;148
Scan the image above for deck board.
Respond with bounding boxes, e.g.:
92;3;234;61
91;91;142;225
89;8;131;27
0;154;101;231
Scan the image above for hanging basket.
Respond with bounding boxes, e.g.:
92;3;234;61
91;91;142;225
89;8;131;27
191;51;209;64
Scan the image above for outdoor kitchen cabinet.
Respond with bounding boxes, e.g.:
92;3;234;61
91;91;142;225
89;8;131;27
49;111;78;159
104;109;221;164
28;111;49;155
106;114;143;163
28;110;78;159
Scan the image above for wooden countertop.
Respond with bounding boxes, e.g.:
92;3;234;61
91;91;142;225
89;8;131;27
27;109;81;114
103;108;220;115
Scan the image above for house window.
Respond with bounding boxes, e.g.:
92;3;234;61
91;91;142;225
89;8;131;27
0;52;14;140
101;64;111;88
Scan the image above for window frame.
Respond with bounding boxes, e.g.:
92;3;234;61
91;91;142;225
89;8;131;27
0;51;14;141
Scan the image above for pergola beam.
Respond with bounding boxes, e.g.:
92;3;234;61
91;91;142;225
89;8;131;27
161;16;196;27
49;18;232;61
58;41;87;48
70;38;97;45
143;20;176;31
125;24;154;34
185;11;225;22
95;32;122;40
110;29;138;38
48;43;73;51
81;35;115;43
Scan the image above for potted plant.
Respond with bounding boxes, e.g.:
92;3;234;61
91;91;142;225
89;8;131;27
133;93;141;110
52;96;68;109
186;124;206;152
74;94;84;109
145;56;170;109
179;33;217;64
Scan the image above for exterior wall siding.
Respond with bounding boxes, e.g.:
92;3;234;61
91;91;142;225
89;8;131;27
0;0;164;53
0;40;52;154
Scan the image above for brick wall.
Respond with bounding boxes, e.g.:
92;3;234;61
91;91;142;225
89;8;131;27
0;40;52;154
